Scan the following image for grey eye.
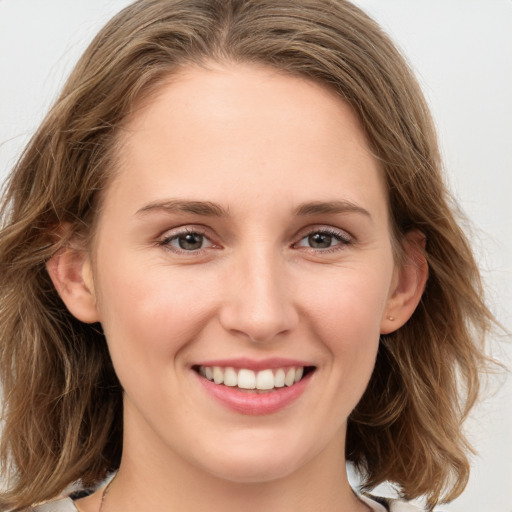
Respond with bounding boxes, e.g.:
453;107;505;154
168;232;211;251
296;230;350;250
307;233;334;249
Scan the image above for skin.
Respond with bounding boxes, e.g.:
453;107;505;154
50;63;426;512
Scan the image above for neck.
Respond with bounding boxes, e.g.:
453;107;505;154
97;423;367;512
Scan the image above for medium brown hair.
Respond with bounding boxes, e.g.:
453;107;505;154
0;0;495;509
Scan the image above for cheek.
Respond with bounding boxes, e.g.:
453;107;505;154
93;256;219;373
299;263;391;380
302;263;391;334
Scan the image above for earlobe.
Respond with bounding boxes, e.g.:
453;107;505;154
46;247;100;324
381;230;428;334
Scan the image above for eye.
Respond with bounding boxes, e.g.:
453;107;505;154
295;228;351;251
160;229;214;252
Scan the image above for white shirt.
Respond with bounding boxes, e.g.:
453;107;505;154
29;494;424;511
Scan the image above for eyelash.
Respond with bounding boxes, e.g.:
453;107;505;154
158;227;215;255
293;227;352;254
157;226;352;255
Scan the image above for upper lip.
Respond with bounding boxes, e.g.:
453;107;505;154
193;357;314;371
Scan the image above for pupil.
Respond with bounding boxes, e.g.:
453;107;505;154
179;233;203;250
309;233;331;248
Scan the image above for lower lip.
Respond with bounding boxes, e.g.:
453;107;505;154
196;372;312;415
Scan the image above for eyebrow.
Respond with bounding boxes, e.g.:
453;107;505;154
294;200;372;219
136;199;371;219
136;200;229;217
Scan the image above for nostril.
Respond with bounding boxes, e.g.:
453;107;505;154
217;286;299;343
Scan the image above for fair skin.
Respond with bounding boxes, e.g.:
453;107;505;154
49;63;426;512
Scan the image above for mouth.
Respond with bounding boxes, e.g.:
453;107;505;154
192;365;316;393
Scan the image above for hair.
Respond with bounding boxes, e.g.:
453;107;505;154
0;0;496;510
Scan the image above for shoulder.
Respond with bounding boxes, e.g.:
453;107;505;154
364;494;431;512
26;497;78;512
386;500;427;512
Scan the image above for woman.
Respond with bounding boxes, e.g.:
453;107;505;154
0;1;495;511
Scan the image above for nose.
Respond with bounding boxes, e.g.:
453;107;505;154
218;249;299;343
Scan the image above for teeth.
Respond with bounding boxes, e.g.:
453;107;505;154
238;369;256;389
213;366;224;384
274;368;285;388
284;368;295;387
199;366;308;390
256;369;274;390
224;367;237;387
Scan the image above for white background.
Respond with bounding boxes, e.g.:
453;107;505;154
0;1;510;510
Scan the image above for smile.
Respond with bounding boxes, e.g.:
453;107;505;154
193;363;316;415
196;365;313;392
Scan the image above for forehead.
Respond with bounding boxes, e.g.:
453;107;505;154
109;63;386;220
122;62;372;153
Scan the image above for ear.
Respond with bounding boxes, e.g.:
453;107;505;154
380;230;428;334
46;245;100;324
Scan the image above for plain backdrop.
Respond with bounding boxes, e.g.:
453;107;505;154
0;1;511;511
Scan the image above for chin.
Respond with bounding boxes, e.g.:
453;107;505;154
188;433;321;484
202;455;304;484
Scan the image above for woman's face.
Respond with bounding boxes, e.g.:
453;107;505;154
85;63;403;482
